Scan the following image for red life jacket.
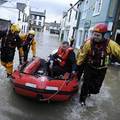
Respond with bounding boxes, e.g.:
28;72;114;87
87;39;110;67
57;47;73;67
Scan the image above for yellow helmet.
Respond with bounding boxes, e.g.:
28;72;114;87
28;30;35;36
10;23;21;33
19;33;27;41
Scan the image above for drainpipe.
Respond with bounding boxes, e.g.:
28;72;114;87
111;0;120;40
18;10;21;21
70;0;82;48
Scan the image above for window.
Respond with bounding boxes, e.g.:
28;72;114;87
33;21;36;25
93;0;103;16
81;0;89;19
84;30;88;40
75;3;80;20
34;15;37;19
22;25;23;30
39;16;42;20
88;27;93;38
31;20;34;24
37;28;40;31
78;30;83;46
31;15;34;19
108;0;117;17
38;22;41;26
23;14;28;22
24;25;26;33
22;15;25;22
68;10;72;22
75;11;78;20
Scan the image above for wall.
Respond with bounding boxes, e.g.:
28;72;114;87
75;0;116;48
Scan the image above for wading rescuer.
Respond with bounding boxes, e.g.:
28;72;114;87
47;41;77;77
19;30;36;63
76;23;120;106
0;23;24;78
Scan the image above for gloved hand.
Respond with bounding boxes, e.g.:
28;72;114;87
18;64;23;71
71;71;77;78
49;60;53;69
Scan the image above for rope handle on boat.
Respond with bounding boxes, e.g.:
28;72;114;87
38;78;68;102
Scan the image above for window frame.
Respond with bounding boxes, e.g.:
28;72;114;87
93;0;103;16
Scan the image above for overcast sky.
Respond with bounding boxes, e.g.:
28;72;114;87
30;0;78;23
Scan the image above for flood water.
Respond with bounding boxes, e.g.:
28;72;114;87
0;31;120;120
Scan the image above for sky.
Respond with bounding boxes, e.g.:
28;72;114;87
0;0;78;23
30;0;78;23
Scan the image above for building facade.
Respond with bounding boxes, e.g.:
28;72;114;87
75;0;119;48
60;1;81;43
17;1;30;33
111;0;120;45
49;21;60;34
60;0;119;49
29;10;46;32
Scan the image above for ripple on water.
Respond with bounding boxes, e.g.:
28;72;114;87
63;83;112;120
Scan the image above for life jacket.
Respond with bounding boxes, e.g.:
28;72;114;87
22;35;33;47
87;39;110;68
57;47;73;67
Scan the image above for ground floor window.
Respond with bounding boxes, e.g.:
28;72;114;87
78;30;83;47
83;30;88;41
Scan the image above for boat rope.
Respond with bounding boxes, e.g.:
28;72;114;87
38;78;69;102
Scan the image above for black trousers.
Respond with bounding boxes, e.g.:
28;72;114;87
77;63;84;80
23;46;30;62
47;62;66;77
79;64;107;103
1;48;15;62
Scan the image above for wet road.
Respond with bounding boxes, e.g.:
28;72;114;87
0;31;120;120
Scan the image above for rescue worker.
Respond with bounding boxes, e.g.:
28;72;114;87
0;23;24;78
19;30;36;63
47;41;77;77
76;23;120;106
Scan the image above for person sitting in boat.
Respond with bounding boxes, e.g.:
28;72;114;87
47;41;77;77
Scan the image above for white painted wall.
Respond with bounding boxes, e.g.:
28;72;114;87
0;0;30;33
60;3;78;44
59;15;67;41
75;28;84;48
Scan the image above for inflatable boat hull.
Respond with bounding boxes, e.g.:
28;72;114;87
11;58;79;101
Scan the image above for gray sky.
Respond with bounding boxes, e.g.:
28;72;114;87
30;0;78;23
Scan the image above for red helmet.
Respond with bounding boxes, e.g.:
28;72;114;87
93;23;108;33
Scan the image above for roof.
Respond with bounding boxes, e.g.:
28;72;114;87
30;11;46;17
0;7;19;23
0;18;10;22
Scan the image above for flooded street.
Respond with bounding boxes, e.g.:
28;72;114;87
0;31;120;120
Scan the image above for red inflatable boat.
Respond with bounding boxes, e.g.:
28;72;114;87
11;57;79;102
